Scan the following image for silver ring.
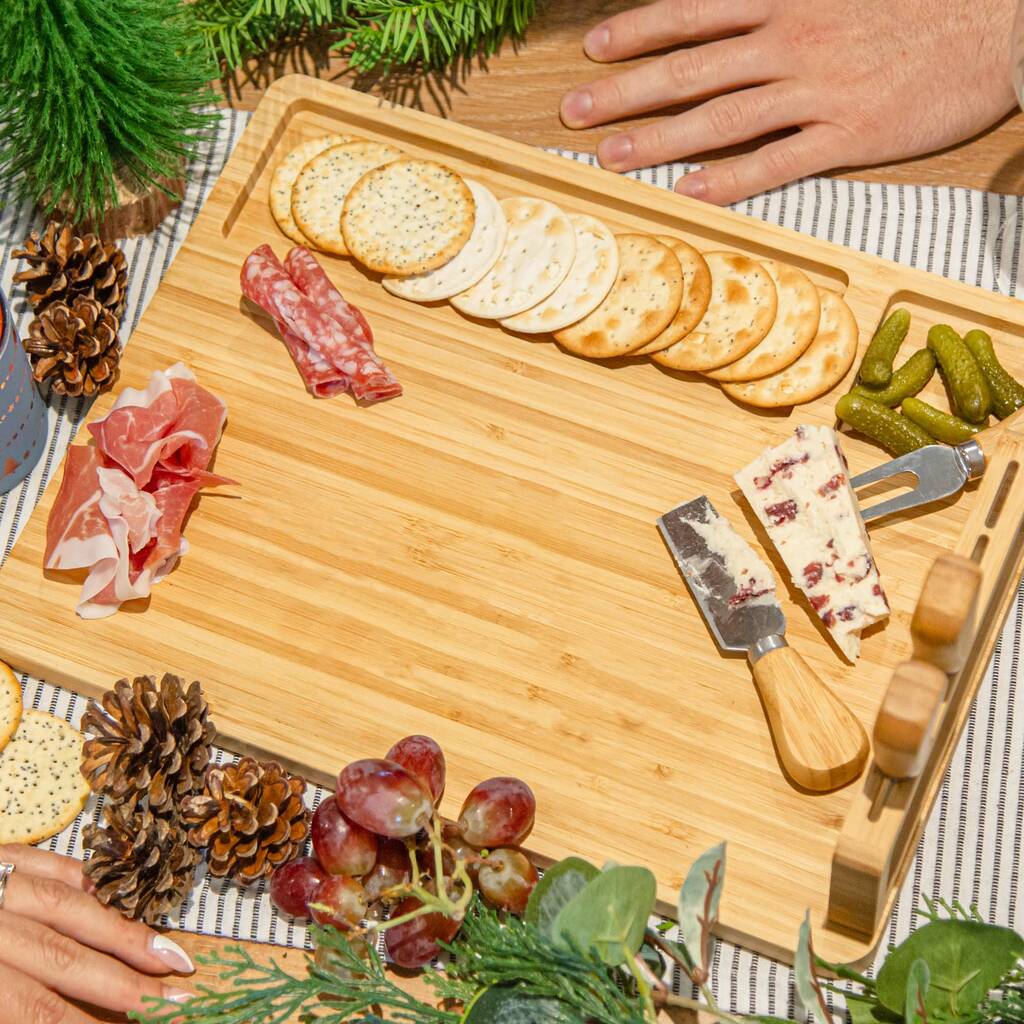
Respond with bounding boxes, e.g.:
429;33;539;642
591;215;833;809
0;862;14;909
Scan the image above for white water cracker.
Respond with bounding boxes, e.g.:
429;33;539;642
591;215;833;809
708;259;820;382
0;710;90;845
292;141;404;256
0;662;21;756
269;134;358;245
722;288;859;408
450;197;575;319
500;214;618;334
383;180;506;301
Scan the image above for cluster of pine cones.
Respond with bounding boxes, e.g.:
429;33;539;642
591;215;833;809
12;222;127;398
81;675;309;924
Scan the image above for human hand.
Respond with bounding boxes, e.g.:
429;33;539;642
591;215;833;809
0;844;195;1023
560;0;1018;204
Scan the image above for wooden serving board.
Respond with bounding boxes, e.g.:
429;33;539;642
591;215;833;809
2;77;1023;964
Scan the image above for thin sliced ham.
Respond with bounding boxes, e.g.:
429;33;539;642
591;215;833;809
44;365;230;619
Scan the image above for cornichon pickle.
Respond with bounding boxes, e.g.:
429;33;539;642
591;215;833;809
850;348;936;407
962;328;1024;420
859;308;911;387
836;393;933;456
926;324;992;424
901;397;980;445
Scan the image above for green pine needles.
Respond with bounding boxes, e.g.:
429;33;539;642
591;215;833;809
187;0;540;75
0;0;217;226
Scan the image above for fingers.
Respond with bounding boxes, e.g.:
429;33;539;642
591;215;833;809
0;844;88;891
582;0;768;63
0;962;101;1024
2;871;195;976
562;37;773;129
595;83;810;173
673;124;851;205
0;910;193;1015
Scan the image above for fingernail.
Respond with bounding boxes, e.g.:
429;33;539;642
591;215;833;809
561;89;593;125
676;176;709;200
598;135;634;168
584;25;610;56
162;988;195;1004
152;935;195;974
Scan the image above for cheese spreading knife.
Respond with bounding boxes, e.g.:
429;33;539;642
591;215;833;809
658;496;869;792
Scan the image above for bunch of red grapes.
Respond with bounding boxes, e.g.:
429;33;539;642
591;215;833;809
269;735;538;967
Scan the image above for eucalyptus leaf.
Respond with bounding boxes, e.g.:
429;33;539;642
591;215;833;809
906;959;930;1024
876;920;1024;1020
844;992;903;1024
794;911;831;1022
461;986;582;1024
553;865;657;966
676;842;726;975
524;857;599;939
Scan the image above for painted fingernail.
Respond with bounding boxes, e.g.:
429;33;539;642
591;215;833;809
152;934;195;974
561;89;593;125
584;25;610;56
162;988;195;1004
676;176;709;200
598;135;634;168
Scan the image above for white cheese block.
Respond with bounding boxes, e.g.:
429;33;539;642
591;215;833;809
734;425;889;661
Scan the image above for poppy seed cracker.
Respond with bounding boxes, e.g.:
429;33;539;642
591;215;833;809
0;662;21;756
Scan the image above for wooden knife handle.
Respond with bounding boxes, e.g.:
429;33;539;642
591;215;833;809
873;659;946;779
750;644;869;792
911;553;981;676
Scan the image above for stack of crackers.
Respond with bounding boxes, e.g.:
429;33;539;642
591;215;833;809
0;662;89;845
270;134;859;408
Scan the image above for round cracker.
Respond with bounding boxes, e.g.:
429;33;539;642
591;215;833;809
269;134;358;245
707;259;820;382
554;234;683;358
292;141;404;256
0;710;89;845
0;662;22;756
500;214;618;334
382;180;507;301
342;159;475;276
721;288;859;408
630;236;711;356
650;251;777;371
450;197;575;319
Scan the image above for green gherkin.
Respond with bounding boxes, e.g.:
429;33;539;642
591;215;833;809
0;0;217;226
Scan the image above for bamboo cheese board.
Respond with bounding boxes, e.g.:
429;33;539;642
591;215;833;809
2;76;1024;964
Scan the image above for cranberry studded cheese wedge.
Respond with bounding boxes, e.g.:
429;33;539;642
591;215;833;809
734;425;889;662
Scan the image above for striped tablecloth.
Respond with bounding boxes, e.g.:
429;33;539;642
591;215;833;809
1;108;1022;1016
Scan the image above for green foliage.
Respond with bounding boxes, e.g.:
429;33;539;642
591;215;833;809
795;911;833;1023
0;0;217;225
185;0;540;74
906;960;931;1024
524;856;599;937
676;841;725;978
461;987;582;1023
553;865;657;967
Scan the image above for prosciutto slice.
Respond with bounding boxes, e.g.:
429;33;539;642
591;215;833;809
44;364;230;619
241;244;401;403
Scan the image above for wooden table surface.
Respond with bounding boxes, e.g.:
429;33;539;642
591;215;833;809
219;0;1024;195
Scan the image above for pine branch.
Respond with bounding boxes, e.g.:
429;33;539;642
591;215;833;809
0;0;217;225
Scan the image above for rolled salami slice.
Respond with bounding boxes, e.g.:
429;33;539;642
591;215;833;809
284;247;402;403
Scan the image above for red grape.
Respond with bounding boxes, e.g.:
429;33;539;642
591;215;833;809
270;857;327;918
336;758;433;838
310;875;369;930
457;777;535;847
363;838;412;903
383;896;461;968
386;735;446;803
312;799;378;877
441;822;481;881
477;848;538;914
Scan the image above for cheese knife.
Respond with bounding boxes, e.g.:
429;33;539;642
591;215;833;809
658;496;869;792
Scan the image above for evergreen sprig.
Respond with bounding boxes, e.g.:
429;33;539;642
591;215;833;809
185;0;539;74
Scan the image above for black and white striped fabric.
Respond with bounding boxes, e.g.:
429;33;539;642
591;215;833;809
1;110;1022;1013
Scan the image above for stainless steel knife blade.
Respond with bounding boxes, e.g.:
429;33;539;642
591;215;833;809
657;496;786;654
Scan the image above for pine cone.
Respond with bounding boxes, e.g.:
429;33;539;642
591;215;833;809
84;805;200;924
24;296;121;398
13;221;127;317
81;675;215;815
182;757;309;884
